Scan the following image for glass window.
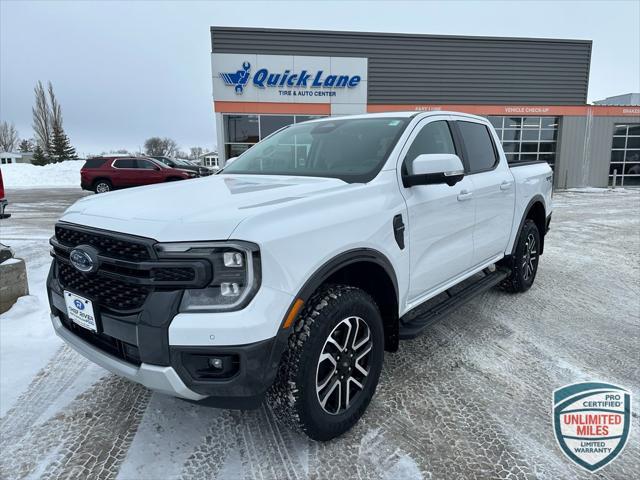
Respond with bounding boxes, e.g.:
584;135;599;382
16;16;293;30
502;129;521;142
113;159;136;168
222;117;410;183
225;144;252;160
404;121;456;174
505;117;522;128
612;137;626;149
522;129;540;141
627;137;640;149
488;117;503;129
502;142;520;153
457;121;497;173
260;116;294;138
609;123;640;187
487;116;559;169
136;159;158;169
224;115;259;143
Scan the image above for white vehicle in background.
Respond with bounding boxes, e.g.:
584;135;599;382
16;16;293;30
47;112;552;440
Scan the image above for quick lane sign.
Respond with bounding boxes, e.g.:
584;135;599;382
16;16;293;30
212;53;367;105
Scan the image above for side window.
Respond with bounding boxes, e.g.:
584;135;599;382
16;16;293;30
136;159;157;170
404;121;456;174
113;159;136;168
457;121;498;173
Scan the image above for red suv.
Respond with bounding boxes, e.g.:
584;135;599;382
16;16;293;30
81;157;198;193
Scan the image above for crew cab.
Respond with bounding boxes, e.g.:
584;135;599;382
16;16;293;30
47;112;552;440
80;156;198;193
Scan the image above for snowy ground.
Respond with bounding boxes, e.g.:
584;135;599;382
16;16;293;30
0;188;638;480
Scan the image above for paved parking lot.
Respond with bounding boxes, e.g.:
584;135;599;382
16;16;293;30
0;187;638;480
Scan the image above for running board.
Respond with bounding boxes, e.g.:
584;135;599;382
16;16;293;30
398;268;510;340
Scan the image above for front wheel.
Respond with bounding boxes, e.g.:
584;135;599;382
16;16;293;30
502;219;540;293
267;285;384;441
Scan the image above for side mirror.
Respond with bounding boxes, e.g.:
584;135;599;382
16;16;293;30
154;166;161;171
225;157;238;167
402;154;465;188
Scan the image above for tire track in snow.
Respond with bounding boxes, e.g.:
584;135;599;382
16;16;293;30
0;345;89;444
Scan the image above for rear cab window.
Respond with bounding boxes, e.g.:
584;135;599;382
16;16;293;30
83;158;106;169
456;121;499;174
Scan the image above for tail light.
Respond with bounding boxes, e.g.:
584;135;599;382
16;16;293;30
0;170;5;199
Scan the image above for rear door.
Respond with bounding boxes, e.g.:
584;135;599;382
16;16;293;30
399;116;476;304
453;119;515;266
111;158;138;187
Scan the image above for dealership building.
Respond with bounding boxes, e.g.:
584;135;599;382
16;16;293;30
210;27;640;188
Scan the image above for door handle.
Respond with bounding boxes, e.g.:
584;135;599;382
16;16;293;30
457;190;473;201
500;181;513;191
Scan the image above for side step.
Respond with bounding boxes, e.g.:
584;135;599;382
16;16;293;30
398;268;510;340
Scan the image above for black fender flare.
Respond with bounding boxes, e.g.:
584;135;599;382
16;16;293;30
510;194;547;256
293;248;399;304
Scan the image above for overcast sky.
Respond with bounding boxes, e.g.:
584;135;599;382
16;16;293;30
1;0;639;156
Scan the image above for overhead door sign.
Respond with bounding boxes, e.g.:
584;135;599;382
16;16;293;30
212;53;367;105
553;382;631;472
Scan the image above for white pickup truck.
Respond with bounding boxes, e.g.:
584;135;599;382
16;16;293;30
47;111;552;440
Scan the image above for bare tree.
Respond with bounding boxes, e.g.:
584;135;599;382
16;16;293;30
48;82;63;132
144;137;178;157
0;121;19;151
32;81;51;153
189;146;204;160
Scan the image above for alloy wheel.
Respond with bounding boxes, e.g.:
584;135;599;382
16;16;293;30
522;232;538;281
96;183;110;193
315;316;372;415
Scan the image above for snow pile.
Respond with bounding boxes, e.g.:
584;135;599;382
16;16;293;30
1;160;84;188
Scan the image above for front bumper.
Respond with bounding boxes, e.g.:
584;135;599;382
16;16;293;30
51;313;205;401
48;263;291;409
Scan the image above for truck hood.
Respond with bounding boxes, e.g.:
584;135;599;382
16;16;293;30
61;174;348;241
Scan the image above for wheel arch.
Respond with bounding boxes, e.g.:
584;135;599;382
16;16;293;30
511;195;547;256
283;248;400;352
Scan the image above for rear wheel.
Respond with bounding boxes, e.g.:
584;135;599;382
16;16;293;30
267;285;384;441
502;219;540;293
93;179;112;194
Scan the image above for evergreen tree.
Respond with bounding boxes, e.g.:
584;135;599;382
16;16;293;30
50;122;77;162
32;144;49;166
18;139;34;152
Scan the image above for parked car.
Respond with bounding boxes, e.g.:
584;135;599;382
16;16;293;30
150;156;213;176
0;169;9;219
80;156;198;193
48;112;552;440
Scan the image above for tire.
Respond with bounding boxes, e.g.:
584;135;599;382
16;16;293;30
502;219;540;293
267;285;384;441
93;179;112;194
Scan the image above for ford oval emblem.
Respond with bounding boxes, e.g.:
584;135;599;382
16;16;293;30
69;247;98;273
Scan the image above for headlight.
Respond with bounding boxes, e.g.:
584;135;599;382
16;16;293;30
155;241;260;312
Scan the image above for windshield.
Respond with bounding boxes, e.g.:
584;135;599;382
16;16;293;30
221;117;410;183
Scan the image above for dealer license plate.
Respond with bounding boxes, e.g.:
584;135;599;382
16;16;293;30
64;291;97;332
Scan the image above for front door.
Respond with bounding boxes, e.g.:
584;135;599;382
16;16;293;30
398;116;475;305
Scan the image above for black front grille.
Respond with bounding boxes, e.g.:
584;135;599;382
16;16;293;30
55;225;151;261
59;311;141;365
59;263;150;311
151;267;196;282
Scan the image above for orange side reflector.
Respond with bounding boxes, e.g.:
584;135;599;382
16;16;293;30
283;298;304;329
